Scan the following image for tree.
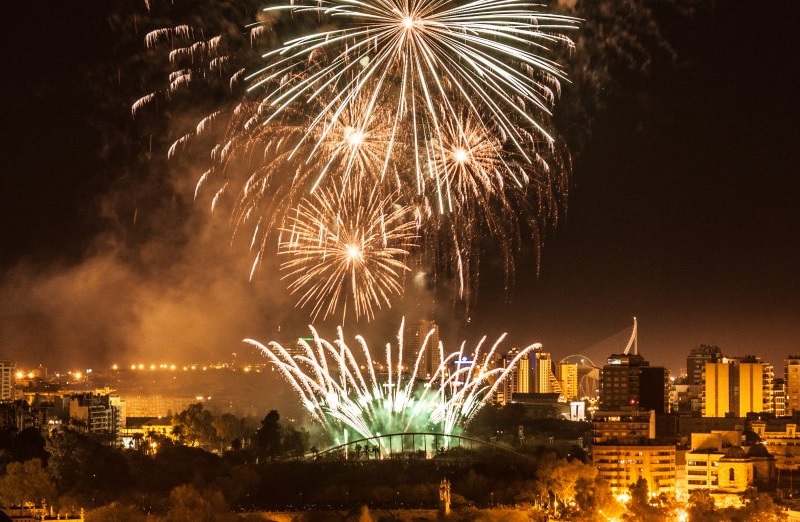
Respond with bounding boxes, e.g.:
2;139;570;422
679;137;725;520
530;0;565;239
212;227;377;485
255;410;282;459
536;454;598;515
9;427;48;463
85;502;147;522
166;484;231;522
45;430;130;502
282;424;310;458
173;403;217;449
212;413;245;450
732;493;786;522
624;478;669;521
687;489;720;522
0;458;56;507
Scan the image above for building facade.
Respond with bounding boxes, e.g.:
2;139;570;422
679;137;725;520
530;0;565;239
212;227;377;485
556;362;579;401
0;360;14;401
600;354;668;413
592;445;677;496
786;356;800;415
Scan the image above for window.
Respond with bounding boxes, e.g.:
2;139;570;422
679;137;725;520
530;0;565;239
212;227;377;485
729;468;735;482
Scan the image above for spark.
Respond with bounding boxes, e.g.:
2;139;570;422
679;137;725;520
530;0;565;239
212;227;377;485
279;183;418;321
138;0;577;321
246;320;538;446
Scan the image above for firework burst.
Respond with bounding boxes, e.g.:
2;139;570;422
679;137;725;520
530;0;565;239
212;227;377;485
248;0;579;177
136;0;578;321
246;320;537;445
279;183;418;321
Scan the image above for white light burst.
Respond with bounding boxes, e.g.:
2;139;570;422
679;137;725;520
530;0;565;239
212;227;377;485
246;320;538;445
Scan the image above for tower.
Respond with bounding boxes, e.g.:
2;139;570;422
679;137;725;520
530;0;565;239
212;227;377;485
687;345;723;386
703;358;730;417
531;350;553;393
786;356;800;415
495;348;529;405
556;362;579;400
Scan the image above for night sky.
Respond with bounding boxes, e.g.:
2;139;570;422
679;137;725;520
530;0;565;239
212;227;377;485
1;0;799;374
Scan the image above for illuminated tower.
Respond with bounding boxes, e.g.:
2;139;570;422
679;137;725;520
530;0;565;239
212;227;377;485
495;349;529;405
736;356;764;417
531;350;553;393
556;362;579;400
786;356;800;415
703;358;730;417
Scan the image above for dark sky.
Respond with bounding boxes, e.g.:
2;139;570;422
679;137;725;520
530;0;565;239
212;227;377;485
1;0;799;374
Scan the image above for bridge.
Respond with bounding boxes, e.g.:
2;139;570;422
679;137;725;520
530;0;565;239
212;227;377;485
309;431;536;463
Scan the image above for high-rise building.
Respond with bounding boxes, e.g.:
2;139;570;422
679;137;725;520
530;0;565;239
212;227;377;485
763;363;775;415
494;349;529;405
773;378;787;417
531;350;554;394
556;362;579;401
703;358;730;417
593;444;676;496
737;356;764;417
785;356;800;415
69;393;124;436
600;353;667;413
0;360;13;401
687;345;723;386
703;355;769;417
403;320;440;378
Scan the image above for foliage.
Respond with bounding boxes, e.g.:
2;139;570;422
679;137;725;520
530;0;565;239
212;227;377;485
165;484;232;522
535;453;598;514
252;410;310;460
0;458;56;507
172;403;217;449
85;502;147;522
46;429;129;502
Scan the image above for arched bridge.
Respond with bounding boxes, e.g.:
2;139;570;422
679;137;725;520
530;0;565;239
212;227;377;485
309;432;536;463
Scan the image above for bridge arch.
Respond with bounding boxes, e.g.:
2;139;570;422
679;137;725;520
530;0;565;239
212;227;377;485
309;432;536;462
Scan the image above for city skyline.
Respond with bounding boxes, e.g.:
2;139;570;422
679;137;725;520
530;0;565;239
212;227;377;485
1;0;799;374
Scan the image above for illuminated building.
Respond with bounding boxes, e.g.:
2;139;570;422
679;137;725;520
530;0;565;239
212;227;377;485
592;410;655;445
703;356;767;417
495;348;530;405
703;360;730;417
737;357;764;416
785;356;800;415
556;362;578;401
531;349;554;393
686;430;775;504
592;444;676;496
0;359;14;401
68;393;125;436
592;345;675;496
762;363;775;414
123;395;198;418
772;378;787;417
751;421;800;473
600;354;668;413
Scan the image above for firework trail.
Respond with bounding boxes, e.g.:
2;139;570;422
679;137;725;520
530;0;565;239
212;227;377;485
248;0;579;184
134;0;578;320
246;320;537;445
